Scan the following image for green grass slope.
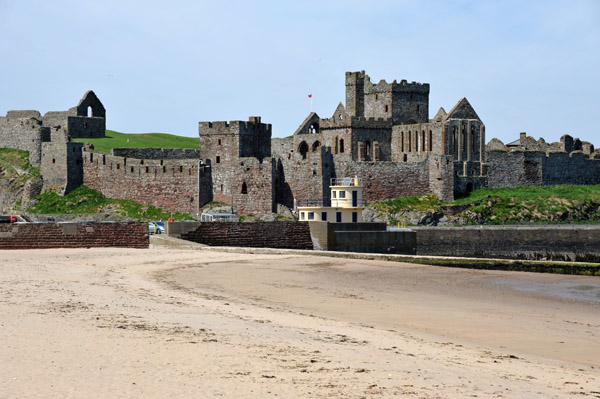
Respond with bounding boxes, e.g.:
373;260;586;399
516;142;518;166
72;130;199;153
27;185;192;221
371;185;600;224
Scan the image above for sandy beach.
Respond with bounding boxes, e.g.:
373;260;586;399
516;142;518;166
1;248;599;398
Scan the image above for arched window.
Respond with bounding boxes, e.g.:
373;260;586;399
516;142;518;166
401;131;404;152
298;141;309;159
334;136;339;154
471;128;476;153
241;182;248;194
408;131;412;153
429;130;433;152
309;124;319;134
414;131;418;152
87;106;93;117
422;130;425;152
453;127;457;153
311;141;321;152
339;139;345;153
365;141;371;159
462;127;466;152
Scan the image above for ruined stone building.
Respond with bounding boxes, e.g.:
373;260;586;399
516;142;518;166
2;72;600;218
0;91;105;197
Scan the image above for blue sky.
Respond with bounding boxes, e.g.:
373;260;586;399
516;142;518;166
1;0;599;145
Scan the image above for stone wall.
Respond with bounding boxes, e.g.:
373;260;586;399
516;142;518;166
0;222;148;249
415;226;600;262
82;151;200;215
180;221;313;249
0;114;49;166
112;148;201;159
487;149;600;187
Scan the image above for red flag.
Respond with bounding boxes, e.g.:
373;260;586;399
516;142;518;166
308;94;312;98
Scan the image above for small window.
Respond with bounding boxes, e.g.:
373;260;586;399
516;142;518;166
117;164;120;170
241;182;248;194
339;139;345;153
384;105;388;113
339;191;346;199
218;138;222;145
102;155;106;165
352;212;357;223
220;184;223;191
417;104;420;112
146;166;149;173
130;166;134;173
308;212;314;220
321;212;327;221
300;212;305;220
332;191;336;199
180;166;183;173
336;212;342;223
216;156;221;164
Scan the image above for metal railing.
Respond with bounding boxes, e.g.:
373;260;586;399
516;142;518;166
296;198;368;207
330;177;360;187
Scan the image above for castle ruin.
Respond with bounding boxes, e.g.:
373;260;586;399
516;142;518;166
2;72;600;217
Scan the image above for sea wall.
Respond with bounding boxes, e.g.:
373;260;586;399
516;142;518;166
415;226;600;262
0;222;148;249
180;221;313;249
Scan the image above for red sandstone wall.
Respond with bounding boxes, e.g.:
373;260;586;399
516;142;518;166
0;222;148;249
83;152;200;216
180;222;313;249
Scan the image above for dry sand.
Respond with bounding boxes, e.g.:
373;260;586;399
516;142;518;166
1;248;599;398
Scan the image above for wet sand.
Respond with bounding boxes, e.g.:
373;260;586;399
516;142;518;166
1;248;599;398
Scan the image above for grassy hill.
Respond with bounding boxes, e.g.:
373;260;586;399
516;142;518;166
371;185;600;225
72;130;199;153
27;185;193;221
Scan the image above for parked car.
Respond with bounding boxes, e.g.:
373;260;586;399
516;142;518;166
0;216;17;223
148;221;165;235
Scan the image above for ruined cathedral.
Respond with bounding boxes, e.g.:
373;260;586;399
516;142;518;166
2;71;599;217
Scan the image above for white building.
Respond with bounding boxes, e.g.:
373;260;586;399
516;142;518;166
297;177;366;223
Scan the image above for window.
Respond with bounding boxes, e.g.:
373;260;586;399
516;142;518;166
300;212;305;220
308;212;315;220
422;131;425;151
298;141;309;159
311;141;321;152
90;153;93;163
321;212;327;221
146;166;149;173
339;191;346;199
336;212;342;223
352;212;358;223
332;191;336;198
339;139;345;153
408;131;412;152
87;106;92;117
471;128;476;152
220;184;223;191
417;104;420;113
218;138;222;145
334;136;339;154
241;182;248;194
400;132;404;152
384;105;388;113
429;130;433;152
216;156;221;163
366;141;371;159
130;167;134;173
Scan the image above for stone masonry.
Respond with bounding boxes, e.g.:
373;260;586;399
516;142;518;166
2;73;600;218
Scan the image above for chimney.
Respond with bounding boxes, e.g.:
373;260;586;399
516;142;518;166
519;132;526;142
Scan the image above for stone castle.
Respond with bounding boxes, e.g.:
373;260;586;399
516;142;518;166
1;71;599;217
